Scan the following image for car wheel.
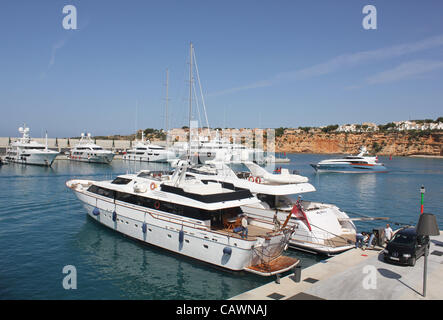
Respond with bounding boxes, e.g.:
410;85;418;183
410;256;416;267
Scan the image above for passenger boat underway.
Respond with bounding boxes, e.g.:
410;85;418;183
184;159;357;255
310;146;387;173
69;133;115;164
5;125;59;166
66;161;299;276
123;132;176;163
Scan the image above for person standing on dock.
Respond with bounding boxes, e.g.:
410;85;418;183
384;224;393;244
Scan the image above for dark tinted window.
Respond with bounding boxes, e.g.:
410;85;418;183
87;185;115;198
87;187;241;223
111;177;132;185
115;192;138;205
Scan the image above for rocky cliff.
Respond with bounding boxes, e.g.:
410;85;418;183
274;131;443;156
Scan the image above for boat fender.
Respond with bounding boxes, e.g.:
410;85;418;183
142;222;147;234
150;182;156;190
255;177;261;184
248;176;255;182
223;247;232;255
93;207;100;216
112;211;117;222
179;230;184;243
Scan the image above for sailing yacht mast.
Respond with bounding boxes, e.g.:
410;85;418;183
188;42;193;158
165;68;169;135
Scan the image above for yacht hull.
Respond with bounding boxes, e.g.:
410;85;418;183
122;152;174;163
310;163;388;173
69;153;115;164
242;202;357;256
5;152;58;166
68;183;297;274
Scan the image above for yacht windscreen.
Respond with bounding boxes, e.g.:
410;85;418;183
257;193;276;209
111;177;132;185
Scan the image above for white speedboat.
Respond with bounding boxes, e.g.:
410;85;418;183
123;132;176;163
68;133;115;164
66;160;299;276
184;158;357;255
311;146;388;173
5;125;59;166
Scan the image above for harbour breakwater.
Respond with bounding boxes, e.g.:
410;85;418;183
1;130;442;157
275;131;443;156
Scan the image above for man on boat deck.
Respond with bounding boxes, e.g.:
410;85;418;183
241;214;248;239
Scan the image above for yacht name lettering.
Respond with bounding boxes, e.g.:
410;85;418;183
176;305;211;317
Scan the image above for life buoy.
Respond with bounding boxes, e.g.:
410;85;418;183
154;201;160;209
150;182;156;190
248;176;255;182
255;177;261;184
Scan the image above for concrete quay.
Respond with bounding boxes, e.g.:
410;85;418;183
0;137;167;150
231;232;443;300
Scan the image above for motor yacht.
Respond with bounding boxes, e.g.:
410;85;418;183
5;125;59;166
310;146;387;173
68;133;115;164
183;156;358;255
66;160;299;276
123;132;176;163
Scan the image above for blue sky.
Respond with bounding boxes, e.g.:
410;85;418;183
0;0;442;137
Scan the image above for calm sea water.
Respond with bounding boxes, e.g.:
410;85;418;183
0;154;441;300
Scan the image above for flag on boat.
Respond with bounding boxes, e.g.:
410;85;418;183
291;202;312;231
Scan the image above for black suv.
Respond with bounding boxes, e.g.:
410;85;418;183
383;227;429;266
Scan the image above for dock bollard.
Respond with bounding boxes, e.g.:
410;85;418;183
294;266;301;283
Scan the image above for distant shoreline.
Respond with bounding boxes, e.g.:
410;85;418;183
408;155;443;159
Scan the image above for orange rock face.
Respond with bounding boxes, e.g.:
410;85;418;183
273;132;443;156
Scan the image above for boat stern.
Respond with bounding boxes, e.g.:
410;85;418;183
244;255;300;276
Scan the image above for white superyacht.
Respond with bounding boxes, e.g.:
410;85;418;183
123;132;176;163
69;133;115;164
5;125;59;166
66;160;299;276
